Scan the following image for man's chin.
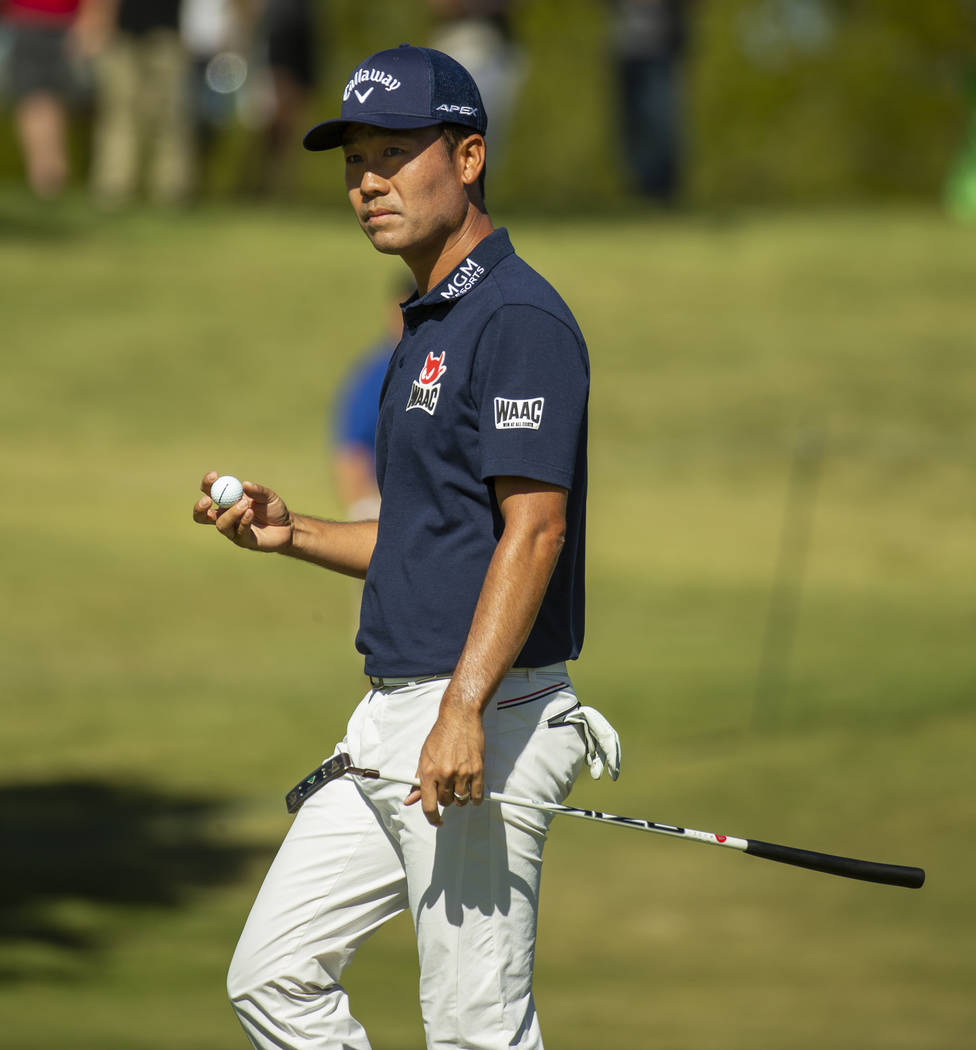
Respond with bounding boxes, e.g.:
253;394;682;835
362;226;404;256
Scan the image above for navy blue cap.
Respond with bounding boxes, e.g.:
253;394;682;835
303;43;487;152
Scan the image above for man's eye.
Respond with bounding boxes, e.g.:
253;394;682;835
344;154;362;165
384;146;405;157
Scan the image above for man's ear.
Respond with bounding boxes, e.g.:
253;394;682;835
458;134;486;188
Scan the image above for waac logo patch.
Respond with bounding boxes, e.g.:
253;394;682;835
406;352;447;415
494;396;544;430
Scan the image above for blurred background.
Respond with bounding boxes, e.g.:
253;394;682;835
1;2;974;1048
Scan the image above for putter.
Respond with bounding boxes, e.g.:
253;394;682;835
286;754;925;890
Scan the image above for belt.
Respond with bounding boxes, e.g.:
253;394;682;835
368;672;452;689
368;663;567;690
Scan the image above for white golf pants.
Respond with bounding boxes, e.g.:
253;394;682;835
227;665;588;1050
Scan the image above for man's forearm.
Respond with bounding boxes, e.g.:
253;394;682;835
282;515;377;579
407;481;568;821
442;514;564;715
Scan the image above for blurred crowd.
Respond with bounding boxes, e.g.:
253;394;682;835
0;0;323;203
0;0;696;207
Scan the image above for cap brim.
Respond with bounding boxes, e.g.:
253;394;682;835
303;114;445;152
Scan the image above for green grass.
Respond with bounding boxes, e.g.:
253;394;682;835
1;189;973;1047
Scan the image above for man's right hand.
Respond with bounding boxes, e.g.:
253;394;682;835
193;471;294;552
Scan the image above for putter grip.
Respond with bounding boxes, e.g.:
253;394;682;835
745;839;925;888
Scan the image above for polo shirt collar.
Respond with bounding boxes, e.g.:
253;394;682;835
403;227;514;318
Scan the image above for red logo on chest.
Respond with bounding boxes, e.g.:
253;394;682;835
419;351;447;386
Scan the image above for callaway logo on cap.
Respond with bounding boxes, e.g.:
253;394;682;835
303;43;487;152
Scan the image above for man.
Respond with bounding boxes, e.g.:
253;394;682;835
427;0;526;165
2;0;85;199
608;0;694;205
84;0;193;207
193;43;618;1050
330;277;414;521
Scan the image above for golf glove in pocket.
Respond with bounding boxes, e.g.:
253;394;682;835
562;705;621;781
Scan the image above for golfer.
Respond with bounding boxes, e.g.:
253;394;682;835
193;43;619;1050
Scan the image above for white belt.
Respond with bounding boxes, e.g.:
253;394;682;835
368;662;568;690
367;672;451;689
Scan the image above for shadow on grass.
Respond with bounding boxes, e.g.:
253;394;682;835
0;779;267;981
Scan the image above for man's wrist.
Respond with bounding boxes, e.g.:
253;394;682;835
276;512;302;558
439;678;493;719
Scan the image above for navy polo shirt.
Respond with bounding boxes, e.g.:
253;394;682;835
356;228;588;677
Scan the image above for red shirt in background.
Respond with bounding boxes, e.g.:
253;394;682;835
3;0;82;25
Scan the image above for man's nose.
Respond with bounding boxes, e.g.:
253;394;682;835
360;169;389;197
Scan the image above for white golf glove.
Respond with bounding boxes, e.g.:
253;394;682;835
563;706;621;781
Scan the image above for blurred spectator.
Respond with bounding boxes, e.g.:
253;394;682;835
1;0;87;199
427;0;525;167
180;0;255;175
330;281;413;521
84;0;192;207
251;0;321;196
607;0;694;205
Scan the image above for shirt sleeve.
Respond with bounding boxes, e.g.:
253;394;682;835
474;304;589;489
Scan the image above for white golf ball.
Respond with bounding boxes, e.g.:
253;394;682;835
211;474;244;508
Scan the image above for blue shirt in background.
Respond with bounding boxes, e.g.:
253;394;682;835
332;342;393;459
